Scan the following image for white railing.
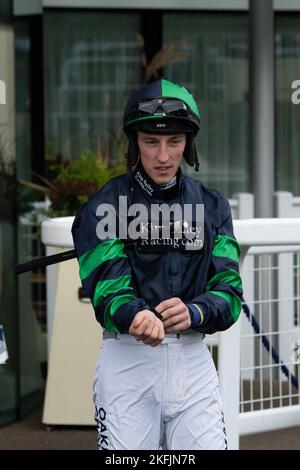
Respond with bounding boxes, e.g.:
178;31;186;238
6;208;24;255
222;218;300;449
239;246;300;433
275;191;300;218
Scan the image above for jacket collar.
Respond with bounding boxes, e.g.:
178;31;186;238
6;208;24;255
133;162;181;200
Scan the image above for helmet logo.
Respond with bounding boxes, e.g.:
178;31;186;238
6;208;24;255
154;103;165;117
156;123;166;128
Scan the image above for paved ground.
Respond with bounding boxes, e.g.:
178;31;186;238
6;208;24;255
0;406;96;450
0;405;300;450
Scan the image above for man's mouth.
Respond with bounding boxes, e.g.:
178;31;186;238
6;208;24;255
155;166;171;171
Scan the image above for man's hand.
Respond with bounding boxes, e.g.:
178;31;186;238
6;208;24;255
129;310;165;347
155;297;191;333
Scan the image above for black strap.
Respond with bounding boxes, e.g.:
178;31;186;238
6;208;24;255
151;308;163;321
16;249;77;275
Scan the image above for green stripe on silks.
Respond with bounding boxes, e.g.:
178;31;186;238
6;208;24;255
104;293;136;333
209;290;241;322
93;274;134;308
212;235;240;261
78;239;127;281
205;269;242;292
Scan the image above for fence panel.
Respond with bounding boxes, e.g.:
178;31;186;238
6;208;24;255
239;247;300;435
221;219;300;448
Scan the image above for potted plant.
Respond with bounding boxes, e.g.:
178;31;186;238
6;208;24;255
21;139;126;219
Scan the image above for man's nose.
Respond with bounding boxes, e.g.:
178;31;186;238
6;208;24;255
157;143;169;162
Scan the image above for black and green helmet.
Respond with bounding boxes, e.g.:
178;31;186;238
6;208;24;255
123;78;201;170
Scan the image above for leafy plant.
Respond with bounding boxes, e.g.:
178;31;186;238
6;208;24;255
20;148;126;217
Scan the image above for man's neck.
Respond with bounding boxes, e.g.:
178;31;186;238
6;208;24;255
133;162;180;200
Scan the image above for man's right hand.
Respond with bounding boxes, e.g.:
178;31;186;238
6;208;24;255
129;310;165;347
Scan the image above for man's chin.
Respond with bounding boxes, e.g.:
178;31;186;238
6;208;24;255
153;176;173;185
151;170;176;185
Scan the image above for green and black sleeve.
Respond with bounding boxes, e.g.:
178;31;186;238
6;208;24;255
72;191;147;334
187;197;243;334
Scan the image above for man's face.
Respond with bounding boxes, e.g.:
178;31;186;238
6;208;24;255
137;132;186;185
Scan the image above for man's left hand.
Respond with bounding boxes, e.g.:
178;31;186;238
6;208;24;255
155;297;191;333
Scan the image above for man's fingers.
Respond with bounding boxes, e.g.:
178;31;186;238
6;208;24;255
165;319;191;333
129;310;156;336
133;321;153;340
163;313;187;329
155;297;180;313
160;305;185;321
130;314;161;340
131;310;150;328
129;310;166;346
144;325;165;347
143;325;159;345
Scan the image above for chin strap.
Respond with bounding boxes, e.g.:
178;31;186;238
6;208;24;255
193;140;200;172
183;134;199;172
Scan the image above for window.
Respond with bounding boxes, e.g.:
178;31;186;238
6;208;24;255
163;13;249;197
44;11;143;164
276;14;300;196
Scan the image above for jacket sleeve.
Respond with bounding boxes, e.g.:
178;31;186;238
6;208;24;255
187;197;243;335
71;196;148;334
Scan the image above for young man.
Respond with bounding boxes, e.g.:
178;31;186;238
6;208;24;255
72;79;243;450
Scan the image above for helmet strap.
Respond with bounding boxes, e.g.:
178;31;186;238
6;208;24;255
183;134;199;171
193;140;200;172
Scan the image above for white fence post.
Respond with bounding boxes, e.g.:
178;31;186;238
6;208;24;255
232;193;254;220
232;194;255;384
219;246;248;450
275;191;300;382
218;194;254;449
275;191;300;218
219;311;241;450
